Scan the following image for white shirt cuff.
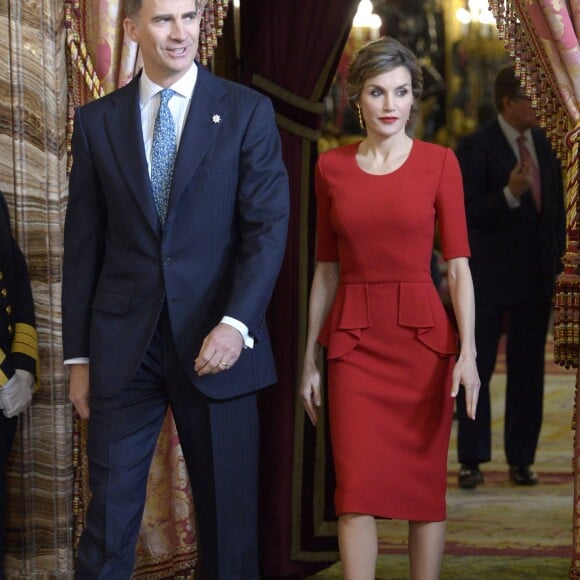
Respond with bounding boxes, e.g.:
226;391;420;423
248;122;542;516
221;316;254;349
503;186;521;208
64;358;90;365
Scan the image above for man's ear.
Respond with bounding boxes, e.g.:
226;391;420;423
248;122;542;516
124;17;138;43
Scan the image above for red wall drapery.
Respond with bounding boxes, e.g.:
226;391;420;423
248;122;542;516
240;2;359;576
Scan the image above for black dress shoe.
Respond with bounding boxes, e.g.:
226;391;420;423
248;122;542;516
458;464;484;489
509;465;539;485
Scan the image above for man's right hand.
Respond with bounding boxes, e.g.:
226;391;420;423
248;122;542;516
69;364;90;419
507;161;534;198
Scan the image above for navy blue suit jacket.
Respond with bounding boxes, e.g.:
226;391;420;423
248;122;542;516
62;65;289;400
456;119;565;305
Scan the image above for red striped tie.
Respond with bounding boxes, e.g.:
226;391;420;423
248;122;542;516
517;135;541;213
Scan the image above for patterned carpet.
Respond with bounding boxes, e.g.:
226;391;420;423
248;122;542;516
309;334;575;579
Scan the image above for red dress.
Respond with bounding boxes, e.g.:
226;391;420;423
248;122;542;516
316;140;470;521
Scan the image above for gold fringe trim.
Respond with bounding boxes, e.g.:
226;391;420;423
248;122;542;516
64;0;104;101
490;0;580;367
553;124;580;368
490;0;570;163
198;0;230;66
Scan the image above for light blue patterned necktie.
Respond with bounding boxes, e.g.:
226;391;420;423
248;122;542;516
150;88;176;226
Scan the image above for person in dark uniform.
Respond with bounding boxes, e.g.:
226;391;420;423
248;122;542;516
0;191;38;578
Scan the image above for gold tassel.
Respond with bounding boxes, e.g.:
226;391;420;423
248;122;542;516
554;124;580;368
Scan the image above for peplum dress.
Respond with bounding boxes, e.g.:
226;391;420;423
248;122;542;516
316;140;470;522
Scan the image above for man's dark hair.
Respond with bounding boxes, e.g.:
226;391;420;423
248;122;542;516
123;0;141;18
123;0;199;18
494;64;526;112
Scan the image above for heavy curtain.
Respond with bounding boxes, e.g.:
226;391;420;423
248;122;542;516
238;2;358;575
489;1;580;577
1;1;71;576
66;1;228;577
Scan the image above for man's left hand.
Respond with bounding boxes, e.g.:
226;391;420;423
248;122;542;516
194;323;244;376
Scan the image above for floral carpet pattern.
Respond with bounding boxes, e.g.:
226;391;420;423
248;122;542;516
310;334;574;578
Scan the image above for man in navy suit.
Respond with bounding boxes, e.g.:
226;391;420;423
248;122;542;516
61;0;289;577
455;65;565;489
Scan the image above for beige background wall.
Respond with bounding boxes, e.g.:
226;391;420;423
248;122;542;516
0;0;73;577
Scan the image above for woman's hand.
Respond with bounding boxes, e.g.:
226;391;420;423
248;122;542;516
451;354;480;420
446;257;480;420
299;359;322;426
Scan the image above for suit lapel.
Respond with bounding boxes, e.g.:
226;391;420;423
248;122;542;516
167;67;227;219
104;75;161;236
489;120;517;174
532;128;556;219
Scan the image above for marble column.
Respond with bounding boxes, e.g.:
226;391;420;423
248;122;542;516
0;0;72;577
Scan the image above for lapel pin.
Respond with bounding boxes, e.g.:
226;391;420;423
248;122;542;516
212;114;221;124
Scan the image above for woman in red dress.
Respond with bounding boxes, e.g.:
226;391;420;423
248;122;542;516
299;37;480;579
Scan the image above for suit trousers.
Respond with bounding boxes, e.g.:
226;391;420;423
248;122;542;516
76;311;260;580
0;415;16;580
457;297;551;467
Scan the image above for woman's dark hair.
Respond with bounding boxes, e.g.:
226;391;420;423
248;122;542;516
346;36;423;117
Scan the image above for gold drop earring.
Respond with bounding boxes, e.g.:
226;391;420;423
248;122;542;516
356;103;365;130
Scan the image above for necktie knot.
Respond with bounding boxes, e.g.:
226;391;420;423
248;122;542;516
159;88;175;107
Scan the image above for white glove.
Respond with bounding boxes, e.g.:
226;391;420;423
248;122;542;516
0;369;33;418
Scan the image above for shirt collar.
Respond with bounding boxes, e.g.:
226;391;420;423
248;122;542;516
498;113;533;145
139;63;198;106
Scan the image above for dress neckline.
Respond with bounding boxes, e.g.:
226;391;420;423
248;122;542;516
353;139;415;177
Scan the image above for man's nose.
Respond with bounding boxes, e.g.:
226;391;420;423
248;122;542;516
170;19;186;39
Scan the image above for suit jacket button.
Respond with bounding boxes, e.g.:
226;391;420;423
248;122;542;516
5;306;11;315
7;325;12;334
1;289;6;298
163;257;172;266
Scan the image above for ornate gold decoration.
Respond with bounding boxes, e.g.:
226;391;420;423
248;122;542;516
491;0;580;369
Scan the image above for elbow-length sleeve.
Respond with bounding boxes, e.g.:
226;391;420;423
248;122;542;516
436;148;471;260
315;155;338;262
